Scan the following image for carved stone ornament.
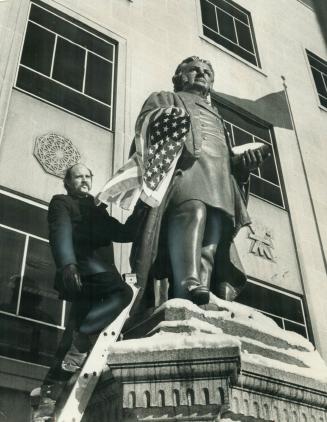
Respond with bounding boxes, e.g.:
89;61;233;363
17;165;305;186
248;225;275;262
34;133;81;178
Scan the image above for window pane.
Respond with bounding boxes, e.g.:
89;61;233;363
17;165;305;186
308;52;327;74
0;227;25;314
258;150;279;185
20;22;55;76
17;67;111;128
19;238;59;325
200;0;218;32
30;4;114;61
235;20;254;53
0;313;63;366
311;68;327;97
215;0;248;24
0;194;48;239
284;320;307;338
232;125;253;146
237;282;304;324
250;175;284;207
319;95;327;108
264;313;284;329
219;104;271;142
85;53;112;104
217;8;237;43
52;37;85;91
323;74;327;92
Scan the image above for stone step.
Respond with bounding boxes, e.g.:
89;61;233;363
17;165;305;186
147;319;308;368
124;299;312;354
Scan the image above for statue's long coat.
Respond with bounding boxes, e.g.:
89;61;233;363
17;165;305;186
129;91;251;315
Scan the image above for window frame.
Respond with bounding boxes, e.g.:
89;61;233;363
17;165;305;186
197;0;262;71
297;0;314;10
0;189;66;331
237;278;311;340
306;49;327;112
14;0;117;131
212;94;287;210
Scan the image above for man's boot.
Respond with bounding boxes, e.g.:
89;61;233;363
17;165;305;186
61;330;90;373
167;200;210;305
30;383;65;422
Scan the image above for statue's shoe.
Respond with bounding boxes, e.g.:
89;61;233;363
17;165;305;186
190;286;210;305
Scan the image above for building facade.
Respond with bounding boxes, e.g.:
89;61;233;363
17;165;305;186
0;0;326;420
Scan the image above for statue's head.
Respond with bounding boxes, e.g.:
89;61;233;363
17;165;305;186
172;56;214;96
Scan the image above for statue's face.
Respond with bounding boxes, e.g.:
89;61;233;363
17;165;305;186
180;60;214;95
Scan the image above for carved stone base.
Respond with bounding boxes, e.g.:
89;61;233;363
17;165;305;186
82;298;327;422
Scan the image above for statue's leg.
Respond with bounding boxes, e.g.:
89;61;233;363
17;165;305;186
200;208;224;290
167;199;209;304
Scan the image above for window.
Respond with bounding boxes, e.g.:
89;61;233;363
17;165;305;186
0;191;67;366
16;2;116;129
236;280;309;339
307;50;327;109
199;0;260;67
215;100;285;208
297;0;314;9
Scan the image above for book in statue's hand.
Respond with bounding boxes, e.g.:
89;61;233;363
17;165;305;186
231;142;271;165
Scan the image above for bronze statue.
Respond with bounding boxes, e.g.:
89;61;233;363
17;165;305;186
98;56;265;314
129;56;264;311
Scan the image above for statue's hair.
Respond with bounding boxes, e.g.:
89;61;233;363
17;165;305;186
63;163;93;191
172;56;214;92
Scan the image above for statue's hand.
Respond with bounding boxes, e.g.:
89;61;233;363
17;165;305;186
62;263;82;296
241;148;264;171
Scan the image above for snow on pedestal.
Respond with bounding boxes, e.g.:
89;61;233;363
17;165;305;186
84;297;327;422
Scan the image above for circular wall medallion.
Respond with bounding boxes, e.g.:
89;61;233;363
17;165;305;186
34;133;81;178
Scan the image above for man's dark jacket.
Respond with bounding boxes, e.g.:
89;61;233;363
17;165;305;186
48;194;142;301
129;91;252;314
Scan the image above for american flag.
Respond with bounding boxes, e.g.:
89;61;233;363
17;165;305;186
144;108;190;190
96;106;190;209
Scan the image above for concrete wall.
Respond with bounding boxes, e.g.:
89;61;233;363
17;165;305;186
0;0;325;359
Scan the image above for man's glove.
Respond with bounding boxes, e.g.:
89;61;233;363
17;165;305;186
62;264;82;297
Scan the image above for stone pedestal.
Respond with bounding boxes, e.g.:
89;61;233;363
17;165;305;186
84;335;240;421
82;298;327;422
